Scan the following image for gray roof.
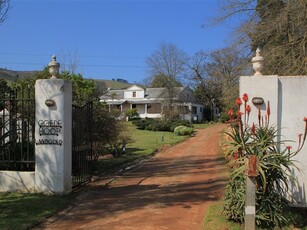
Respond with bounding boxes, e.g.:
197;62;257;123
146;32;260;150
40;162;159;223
100;90;124;100
100;86;186;101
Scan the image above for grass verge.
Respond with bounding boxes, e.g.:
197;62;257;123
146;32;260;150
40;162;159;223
203;201;242;230
93;123;188;174
204;199;307;230
193;123;213;129
0;192;74;230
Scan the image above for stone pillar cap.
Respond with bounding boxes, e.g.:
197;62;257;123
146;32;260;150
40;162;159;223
251;48;264;76
48;55;60;79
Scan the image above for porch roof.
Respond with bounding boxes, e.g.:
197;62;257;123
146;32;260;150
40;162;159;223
104;99;162;105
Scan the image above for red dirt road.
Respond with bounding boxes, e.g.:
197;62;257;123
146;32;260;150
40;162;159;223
34;124;228;230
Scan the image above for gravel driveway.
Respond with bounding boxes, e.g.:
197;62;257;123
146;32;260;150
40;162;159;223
34;124;228;230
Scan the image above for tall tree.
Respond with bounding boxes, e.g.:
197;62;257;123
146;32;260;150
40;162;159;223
252;0;307;75
150;73;182;88
216;0;307;75
146;42;188;84
188;47;250;118
0;0;10;24
146;42;188;119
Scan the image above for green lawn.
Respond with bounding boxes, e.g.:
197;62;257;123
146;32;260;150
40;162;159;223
93;122;188;174
0;193;74;230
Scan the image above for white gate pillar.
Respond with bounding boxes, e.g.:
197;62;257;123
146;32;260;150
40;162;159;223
34;55;72;194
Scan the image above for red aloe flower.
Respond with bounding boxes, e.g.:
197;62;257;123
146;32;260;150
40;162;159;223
237;111;244;117
267;101;271;119
228;109;234;117
242;93;249;102
304;117;307;122
236;97;242;107
286;146;292;155
245;105;251;115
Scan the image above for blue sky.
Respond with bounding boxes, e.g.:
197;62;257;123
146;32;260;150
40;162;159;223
0;0;237;83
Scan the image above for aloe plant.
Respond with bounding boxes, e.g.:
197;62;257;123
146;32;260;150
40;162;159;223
223;93;307;229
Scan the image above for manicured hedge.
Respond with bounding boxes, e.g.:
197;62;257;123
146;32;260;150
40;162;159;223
132;118;193;132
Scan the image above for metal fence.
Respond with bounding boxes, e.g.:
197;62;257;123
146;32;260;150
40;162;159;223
0;88;35;171
72;102;93;189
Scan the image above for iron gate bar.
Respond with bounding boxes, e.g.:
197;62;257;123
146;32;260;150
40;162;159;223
71;102;93;189
0;88;35;171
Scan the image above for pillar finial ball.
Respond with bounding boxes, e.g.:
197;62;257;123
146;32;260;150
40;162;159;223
251;47;264;76
48;55;60;79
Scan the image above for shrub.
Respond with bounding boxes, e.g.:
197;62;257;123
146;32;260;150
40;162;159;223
132;118;153;130
223;93;307;229
174;126;194;136
132;118;193;133
125;108;139;121
170;119;193;131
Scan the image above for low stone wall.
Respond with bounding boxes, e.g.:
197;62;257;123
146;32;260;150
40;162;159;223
0;171;35;192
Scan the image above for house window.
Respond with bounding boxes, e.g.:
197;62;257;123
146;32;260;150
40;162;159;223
192;106;197;114
132;104;136;109
132;91;136;98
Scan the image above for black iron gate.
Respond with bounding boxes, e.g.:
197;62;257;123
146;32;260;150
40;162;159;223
0;88;35;171
72;102;93;189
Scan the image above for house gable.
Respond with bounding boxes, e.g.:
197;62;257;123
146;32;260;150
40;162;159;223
177;86;196;102
124;85;145;99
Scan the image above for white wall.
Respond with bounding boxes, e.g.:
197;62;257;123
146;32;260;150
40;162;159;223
240;75;307;206
0;171;35;192
124;85;145;99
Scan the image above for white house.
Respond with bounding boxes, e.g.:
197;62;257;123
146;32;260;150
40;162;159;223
100;85;204;122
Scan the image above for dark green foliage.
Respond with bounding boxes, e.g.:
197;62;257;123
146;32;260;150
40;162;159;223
131;118;154;130
92;106;130;159
61;71;101;106
223;173;245;223
132;118;193;132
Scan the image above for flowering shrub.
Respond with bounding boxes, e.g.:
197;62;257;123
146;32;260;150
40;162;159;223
223;93;307;229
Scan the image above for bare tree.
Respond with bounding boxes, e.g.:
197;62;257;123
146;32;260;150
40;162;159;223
59;47;80;74
0;0;10;24
146;42;188;85
146;42;188;119
188;46;250;117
